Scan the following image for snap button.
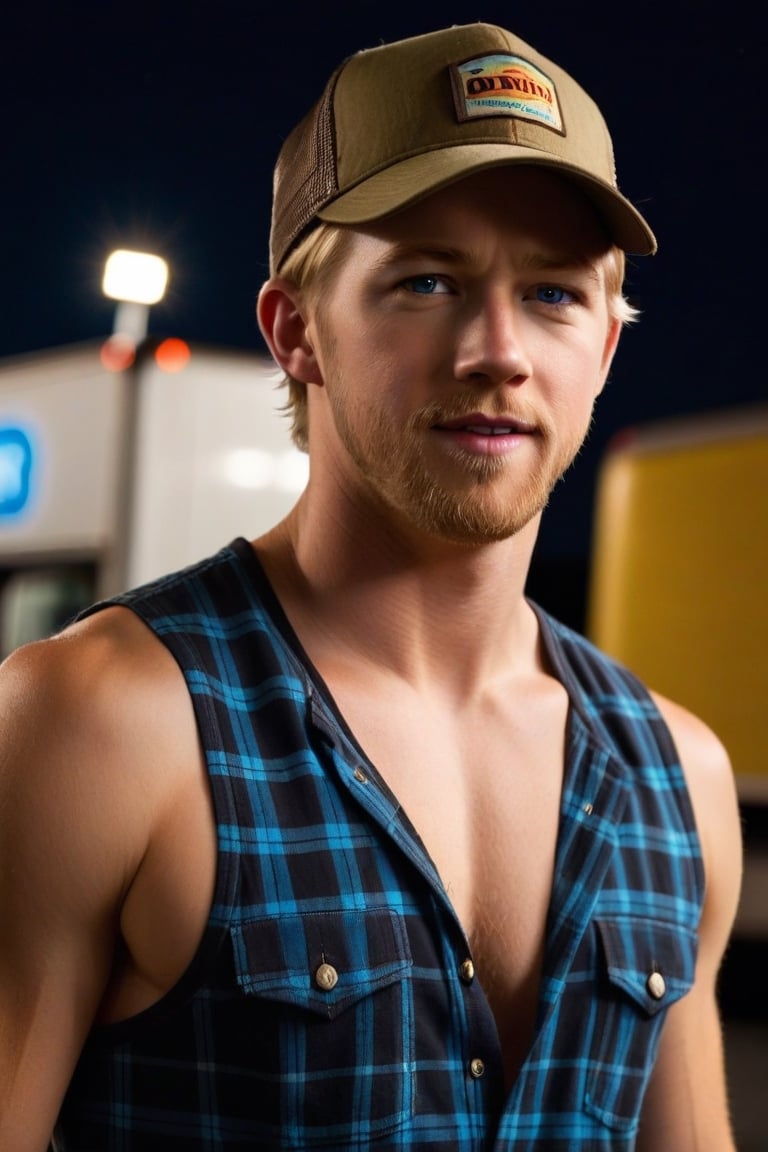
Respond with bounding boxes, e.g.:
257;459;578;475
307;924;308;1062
469;1057;485;1079
353;767;367;783
647;970;666;1000
459;958;475;983
315;962;339;991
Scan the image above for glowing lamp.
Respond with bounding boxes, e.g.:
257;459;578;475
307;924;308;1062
102;250;169;305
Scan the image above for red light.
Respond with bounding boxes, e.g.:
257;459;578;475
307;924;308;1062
608;426;639;452
154;337;191;373
100;334;136;372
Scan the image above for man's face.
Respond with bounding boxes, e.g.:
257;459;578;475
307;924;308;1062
303;167;621;546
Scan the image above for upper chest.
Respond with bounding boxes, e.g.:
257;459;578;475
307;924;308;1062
328;672;570;1032
332;672;569;897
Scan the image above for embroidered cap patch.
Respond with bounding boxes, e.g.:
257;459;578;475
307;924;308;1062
450;53;564;134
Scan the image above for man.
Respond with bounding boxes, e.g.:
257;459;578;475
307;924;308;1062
0;22;742;1151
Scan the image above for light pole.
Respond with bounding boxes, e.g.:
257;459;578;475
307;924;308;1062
99;248;169;590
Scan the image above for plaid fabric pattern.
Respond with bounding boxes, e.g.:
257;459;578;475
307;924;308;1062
54;539;704;1151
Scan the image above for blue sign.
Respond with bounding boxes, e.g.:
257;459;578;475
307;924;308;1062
0;427;33;517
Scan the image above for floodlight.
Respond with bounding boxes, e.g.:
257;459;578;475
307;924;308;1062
102;249;169;305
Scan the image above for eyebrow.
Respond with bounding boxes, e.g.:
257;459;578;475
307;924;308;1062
518;252;605;283
371;242;605;283
369;243;466;270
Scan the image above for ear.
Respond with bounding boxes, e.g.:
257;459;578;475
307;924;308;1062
257;278;323;385
594;316;623;397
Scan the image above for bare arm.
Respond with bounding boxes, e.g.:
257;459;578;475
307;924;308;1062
637;694;743;1151
0;615;168;1150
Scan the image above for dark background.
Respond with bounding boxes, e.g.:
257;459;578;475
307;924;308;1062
3;1;763;628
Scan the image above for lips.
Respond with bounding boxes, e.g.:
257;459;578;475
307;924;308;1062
433;413;535;435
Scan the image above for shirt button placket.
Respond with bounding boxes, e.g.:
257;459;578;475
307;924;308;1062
458;955;491;1094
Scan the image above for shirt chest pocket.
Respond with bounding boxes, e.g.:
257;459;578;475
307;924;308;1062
584;915;698;1133
229;907;415;1147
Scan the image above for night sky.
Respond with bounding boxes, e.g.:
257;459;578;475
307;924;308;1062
4;1;763;622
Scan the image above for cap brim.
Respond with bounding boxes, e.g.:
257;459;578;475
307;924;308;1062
317;144;657;256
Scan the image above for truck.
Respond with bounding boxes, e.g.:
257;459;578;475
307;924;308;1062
0;337;307;658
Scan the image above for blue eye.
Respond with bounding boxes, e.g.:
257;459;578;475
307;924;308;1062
403;275;447;295
536;285;575;305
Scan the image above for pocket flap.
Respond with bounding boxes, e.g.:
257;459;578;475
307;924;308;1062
232;907;412;1019
596;916;697;1018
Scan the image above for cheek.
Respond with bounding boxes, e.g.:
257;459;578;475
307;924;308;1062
537;347;605;434
360;324;433;399
550;325;611;395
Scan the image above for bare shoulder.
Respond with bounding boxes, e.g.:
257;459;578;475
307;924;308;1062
652;690;734;779
651;691;743;950
0;603;196;914
0;604;193;805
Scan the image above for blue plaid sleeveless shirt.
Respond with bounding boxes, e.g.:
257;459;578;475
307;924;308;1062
54;538;704;1151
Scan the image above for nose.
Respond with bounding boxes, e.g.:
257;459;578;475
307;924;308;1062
453;294;532;386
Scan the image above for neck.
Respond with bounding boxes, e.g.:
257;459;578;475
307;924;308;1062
254;485;545;695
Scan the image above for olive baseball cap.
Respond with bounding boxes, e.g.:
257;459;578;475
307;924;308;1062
270;22;657;271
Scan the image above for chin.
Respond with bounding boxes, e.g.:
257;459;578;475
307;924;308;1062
408;486;550;545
